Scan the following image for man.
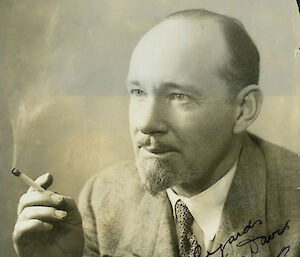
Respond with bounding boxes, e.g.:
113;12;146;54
13;9;300;257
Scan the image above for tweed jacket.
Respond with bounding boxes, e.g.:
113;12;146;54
78;134;300;257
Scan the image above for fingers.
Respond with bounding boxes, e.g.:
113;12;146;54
18;190;82;226
27;173;53;193
18;206;67;223
13;219;53;245
18;191;63;215
18;191;78;215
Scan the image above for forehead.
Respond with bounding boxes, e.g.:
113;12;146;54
127;18;229;93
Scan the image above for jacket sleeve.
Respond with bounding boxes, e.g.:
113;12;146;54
78;175;100;257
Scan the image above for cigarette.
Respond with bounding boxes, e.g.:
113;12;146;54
11;168;46;192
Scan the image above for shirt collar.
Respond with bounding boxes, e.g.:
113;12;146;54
166;160;237;241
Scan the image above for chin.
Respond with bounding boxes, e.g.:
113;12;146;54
136;155;187;196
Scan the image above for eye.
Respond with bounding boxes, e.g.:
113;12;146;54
169;93;187;101
130;89;145;96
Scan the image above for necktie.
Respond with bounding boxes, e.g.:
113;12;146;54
175;199;202;257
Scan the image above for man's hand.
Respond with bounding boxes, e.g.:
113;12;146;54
13;173;84;257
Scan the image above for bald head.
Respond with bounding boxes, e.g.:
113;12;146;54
166;9;260;91
129;9;260;93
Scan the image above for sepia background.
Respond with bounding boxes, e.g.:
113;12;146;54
0;0;299;256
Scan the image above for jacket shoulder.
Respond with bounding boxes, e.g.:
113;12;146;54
79;160;145;209
250;135;300;188
249;134;300;222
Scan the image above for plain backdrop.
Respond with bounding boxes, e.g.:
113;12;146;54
0;1;299;256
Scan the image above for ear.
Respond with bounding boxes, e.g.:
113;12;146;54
233;85;263;134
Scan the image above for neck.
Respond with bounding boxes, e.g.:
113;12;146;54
172;133;245;198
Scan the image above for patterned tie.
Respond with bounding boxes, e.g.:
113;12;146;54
175;199;202;257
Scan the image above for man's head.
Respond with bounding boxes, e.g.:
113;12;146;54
127;9;262;197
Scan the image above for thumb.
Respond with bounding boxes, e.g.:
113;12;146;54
27;173;53;192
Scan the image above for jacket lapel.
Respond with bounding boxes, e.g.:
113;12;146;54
209;135;271;257
115;191;178;257
152;193;179;257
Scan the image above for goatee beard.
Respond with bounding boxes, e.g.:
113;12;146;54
136;157;177;196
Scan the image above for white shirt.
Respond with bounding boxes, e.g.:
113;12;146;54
166;161;237;249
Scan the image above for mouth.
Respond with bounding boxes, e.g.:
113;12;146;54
136;136;178;156
139;146;176;155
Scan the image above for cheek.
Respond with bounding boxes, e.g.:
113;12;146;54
173;105;235;148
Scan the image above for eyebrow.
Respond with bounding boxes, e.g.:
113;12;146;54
126;80;204;96
126;80;141;88
161;82;202;95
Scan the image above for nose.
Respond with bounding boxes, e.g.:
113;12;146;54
133;96;168;135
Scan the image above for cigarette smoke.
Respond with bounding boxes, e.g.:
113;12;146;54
5;5;60;169
10;83;54;168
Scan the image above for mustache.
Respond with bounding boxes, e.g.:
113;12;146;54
136;136;178;152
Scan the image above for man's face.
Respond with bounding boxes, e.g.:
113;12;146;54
127;18;238;196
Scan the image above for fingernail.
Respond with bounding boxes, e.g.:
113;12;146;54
50;194;63;204
54;210;67;218
35;173;48;183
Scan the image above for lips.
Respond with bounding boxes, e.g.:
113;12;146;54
140;146;175;154
137;139;177;155
135;135;178;156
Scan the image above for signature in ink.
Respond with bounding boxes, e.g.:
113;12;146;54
236;219;290;256
276;245;290;257
204;219;262;257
